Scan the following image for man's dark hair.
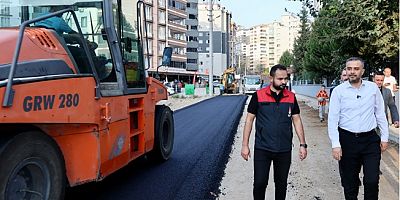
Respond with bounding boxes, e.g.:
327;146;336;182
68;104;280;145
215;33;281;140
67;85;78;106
270;64;287;77
346;57;365;68
375;71;384;76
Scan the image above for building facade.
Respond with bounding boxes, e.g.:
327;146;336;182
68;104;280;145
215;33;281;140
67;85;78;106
235;12;300;74
197;2;232;78
143;0;199;83
0;0;12;27
185;0;199;71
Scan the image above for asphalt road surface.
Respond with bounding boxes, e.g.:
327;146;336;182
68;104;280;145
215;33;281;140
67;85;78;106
66;95;247;200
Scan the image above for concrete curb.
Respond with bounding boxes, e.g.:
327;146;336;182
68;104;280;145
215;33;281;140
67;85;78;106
173;96;215;114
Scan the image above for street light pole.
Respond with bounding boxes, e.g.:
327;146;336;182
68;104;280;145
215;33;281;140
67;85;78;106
208;0;214;96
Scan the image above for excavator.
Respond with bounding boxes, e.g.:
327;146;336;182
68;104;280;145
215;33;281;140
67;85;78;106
221;67;239;94
0;0;174;199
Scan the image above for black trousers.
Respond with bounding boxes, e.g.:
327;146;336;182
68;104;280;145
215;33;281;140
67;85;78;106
339;129;381;200
253;149;291;200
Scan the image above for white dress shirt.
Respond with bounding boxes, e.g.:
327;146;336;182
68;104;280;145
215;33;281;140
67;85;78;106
328;80;389;148
383;75;398;97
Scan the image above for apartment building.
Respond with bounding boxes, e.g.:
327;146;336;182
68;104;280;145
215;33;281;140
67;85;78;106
278;14;301;59
248;24;269;73
197;2;232;78
185;0;199;71
236;26;250;72
227;15;235;68
142;0;199;82
236;12;300;74
0;0;11;27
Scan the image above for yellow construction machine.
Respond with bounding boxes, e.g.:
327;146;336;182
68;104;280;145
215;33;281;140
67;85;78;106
222;67;239;94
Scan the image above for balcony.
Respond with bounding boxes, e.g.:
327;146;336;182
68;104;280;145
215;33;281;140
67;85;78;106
171;53;187;62
168;37;187;47
143;0;153;5
167;7;186;18
168;21;186;32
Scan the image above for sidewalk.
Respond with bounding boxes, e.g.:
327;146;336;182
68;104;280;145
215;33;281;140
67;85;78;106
296;94;399;143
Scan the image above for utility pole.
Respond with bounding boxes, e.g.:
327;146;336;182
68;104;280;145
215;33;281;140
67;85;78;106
238;44;243;94
208;0;214;96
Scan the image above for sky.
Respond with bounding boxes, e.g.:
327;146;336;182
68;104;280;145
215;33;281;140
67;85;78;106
218;0;303;28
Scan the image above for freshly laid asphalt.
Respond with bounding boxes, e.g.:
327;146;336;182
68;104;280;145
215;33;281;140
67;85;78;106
65;95;247;200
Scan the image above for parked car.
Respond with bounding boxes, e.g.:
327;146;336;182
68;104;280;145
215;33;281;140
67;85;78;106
164;82;175;95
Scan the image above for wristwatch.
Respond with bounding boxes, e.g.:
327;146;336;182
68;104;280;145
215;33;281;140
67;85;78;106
300;144;308;148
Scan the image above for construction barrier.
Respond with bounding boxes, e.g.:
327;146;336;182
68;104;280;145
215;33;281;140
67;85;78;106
185;84;194;95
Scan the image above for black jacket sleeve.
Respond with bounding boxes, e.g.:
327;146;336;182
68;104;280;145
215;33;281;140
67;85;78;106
247;92;258;115
386;90;399;122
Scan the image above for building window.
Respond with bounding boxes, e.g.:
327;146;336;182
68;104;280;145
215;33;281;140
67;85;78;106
191;25;197;30
146;22;153;37
158;42;166;54
188;36;197;42
0;5;10;15
170;61;186;69
145;5;152;20
159;0;165;7
158;26;166;40
143;39;153;54
81;16;87;27
187;59;197;64
172;47;185;55
0;17;10;27
188;14;196;19
168;0;186;11
158;10;166;23
199;32;203;36
199;40;203;44
144;55;153;69
187;48;197;52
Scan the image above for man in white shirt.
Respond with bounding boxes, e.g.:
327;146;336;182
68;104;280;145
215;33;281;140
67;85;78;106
383;67;398;102
328;57;389;200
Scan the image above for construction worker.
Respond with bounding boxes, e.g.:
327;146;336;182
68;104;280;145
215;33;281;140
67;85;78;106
35;5;76;35
316;85;329;122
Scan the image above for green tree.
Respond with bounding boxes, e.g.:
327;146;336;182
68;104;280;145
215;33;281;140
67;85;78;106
292;0;399;79
255;64;265;75
279;50;294;67
292;7;310;79
302;1;348;84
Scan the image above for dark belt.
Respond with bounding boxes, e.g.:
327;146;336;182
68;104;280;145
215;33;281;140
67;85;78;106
338;127;376;137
